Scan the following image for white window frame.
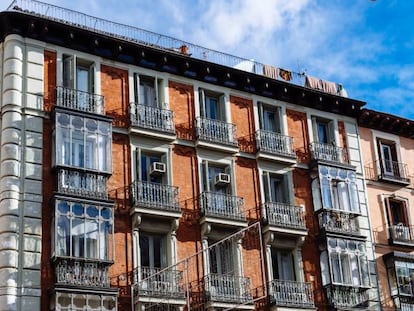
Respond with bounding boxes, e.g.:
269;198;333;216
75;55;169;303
321;238;370;288
315;165;359;213
133;73;166;108
371;130;403;176
62;54;95;93
200;159;234;194
133;146;170;185
54;199;114;261
54;112;112;172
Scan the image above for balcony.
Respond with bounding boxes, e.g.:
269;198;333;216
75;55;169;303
199;192;245;223
196;117;238;151
133;266;185;299
54;258;110;288
256;130;296;163
325;285;369;309
377;159;410;185
390;224;414;246
204;273;252;304
269;279;314;308
309;142;349;166
317;209;362;237
57;168;109;200
129;102;175;137
130;181;180;216
56;86;104;114
263;202;306;233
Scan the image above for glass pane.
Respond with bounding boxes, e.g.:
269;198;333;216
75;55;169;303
57;215;70;256
57;293;71;307
72;203;84;216
85;218;99;259
72;218;84;257
331;252;342;283
58;200;70;214
87;295;101;309
101;207;111;220
73;294;86;309
140;234;150;267
86;206;99;218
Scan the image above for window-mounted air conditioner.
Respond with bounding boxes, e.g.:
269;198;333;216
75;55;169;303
150;162;166;176
214;173;230;186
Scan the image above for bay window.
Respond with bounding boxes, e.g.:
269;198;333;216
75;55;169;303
54;112;112;172
53;199;114;261
320;238;370;288
315;165;359;213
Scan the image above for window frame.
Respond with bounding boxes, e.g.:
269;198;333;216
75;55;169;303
199;88;226;121
133;73;165;108
133;147;169;184
53;198;114;261
316;165;360;214
200;160;233;194
139;231;168;269
63;54;94;93
321;238;370;288
54;111;112;173
311;116;336;145
258;102;282;133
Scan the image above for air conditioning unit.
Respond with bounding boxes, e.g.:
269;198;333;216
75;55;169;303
150;162;166;176
214;173;230;186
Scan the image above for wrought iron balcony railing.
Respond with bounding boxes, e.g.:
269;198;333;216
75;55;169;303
133;266;185;299
309;142;349;164
56;86;105;114
256;130;295;158
199;192;245;221
196;117;238;147
54;258;110;288
318;209;361;236
390;224;414;245
204;273;252;304
269;279;314;308
130;102;175;134
377;159;410;184
263;202;306;230
325;285;369;309
130;180;180;213
57;168;108;200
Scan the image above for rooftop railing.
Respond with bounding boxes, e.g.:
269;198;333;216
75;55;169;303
6;0;310;87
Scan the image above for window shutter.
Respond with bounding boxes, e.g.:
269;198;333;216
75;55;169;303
199;89;206;117
311;117;318;142
328;120;336;145
63;55;74;88
88;62;94;93
201;160;209;191
133;73;139;104
262;172;270;203
219;94;226;121
135;148;141;181
258;102;264;130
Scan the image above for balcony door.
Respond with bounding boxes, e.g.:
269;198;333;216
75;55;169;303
378;140;397;176
199;89;225;121
259;104;281;133
271;248;296;281
263;172;286;204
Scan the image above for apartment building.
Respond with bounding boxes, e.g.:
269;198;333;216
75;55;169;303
359;109;414;311
0;0;380;310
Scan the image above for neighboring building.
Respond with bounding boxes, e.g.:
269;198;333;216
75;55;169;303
0;1;381;310
359;109;414;311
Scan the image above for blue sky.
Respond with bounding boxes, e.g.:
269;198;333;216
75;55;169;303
2;0;414;119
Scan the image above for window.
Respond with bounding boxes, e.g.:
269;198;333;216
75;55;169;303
321;238;370;288
63;54;94;93
262;172;288;203
377;139;398;176
316;165;359;213
259;103;281;133
201;161;232;194
312;117;335;145
136;151;167;184
209;239;235;274
54;112;112;172
271;248;296;281
53;292;116;311
140;232;167;269
394;261;414;296
199;89;225;121
386;198;409;226
133;74;164;107
54;199;113;261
